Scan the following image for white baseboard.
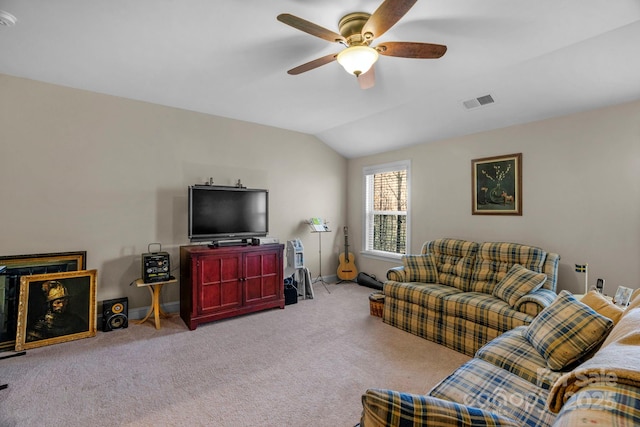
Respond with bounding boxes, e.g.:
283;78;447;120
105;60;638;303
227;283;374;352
99;300;180;325
99;277;341;326
127;301;181;320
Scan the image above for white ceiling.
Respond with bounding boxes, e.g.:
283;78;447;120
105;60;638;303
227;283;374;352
1;1;639;158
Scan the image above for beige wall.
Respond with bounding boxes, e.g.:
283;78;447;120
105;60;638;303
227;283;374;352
4;72;639;310
348;100;640;295
0;74;347;309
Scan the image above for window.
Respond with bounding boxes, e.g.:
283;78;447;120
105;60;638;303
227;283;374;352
363;161;410;259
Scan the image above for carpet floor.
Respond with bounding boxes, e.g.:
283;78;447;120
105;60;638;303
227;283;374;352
1;282;469;427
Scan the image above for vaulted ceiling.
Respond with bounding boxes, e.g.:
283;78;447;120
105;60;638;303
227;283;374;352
1;1;639;158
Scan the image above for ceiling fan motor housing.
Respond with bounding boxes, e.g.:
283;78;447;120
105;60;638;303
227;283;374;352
338;12;372;45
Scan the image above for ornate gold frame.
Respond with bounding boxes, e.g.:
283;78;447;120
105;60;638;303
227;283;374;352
15;269;97;351
0;251;86;350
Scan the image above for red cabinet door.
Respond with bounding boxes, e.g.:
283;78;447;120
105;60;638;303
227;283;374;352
197;253;242;314
244;249;280;304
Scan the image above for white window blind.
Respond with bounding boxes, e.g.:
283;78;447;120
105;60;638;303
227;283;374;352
363;161;410;258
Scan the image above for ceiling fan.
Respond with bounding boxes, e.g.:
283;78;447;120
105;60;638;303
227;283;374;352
277;0;447;89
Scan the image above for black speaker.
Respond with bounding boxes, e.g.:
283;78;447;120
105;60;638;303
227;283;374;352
102;297;128;332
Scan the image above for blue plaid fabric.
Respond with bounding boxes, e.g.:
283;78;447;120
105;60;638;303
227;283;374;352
383;239;560;356
361;357;640;426
470;242;547;294
423;239;479;291
492;264;547;307
541;253;560;291
361;389;520;427
402;254;439;283
429;358;556;426
386;266;406;282
365;292;640;427
438;314;504;356
365;278;639;427
382;292;445;345
384;280;461;312
422;238;479;258
475;326;564;390
524;291;614;371
442;292;532;331
514;288;557;317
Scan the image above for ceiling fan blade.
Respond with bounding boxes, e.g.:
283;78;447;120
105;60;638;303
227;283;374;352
358;66;376;90
277;14;346;44
362;0;417;40
376;42;447;58
287;53;339;75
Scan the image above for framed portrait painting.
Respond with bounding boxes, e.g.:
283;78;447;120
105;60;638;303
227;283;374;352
0;251;86;350
472;153;522;215
15;269;97;351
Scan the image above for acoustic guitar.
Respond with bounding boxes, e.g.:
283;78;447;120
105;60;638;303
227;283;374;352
337;226;358;281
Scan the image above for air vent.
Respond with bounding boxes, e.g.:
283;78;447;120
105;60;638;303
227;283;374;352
463;94;495;110
0;10;17;27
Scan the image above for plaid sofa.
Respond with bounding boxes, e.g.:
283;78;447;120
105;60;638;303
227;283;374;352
361;290;640;426
383;238;560;356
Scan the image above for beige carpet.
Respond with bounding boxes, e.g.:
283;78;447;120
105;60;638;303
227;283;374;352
1;282;469;427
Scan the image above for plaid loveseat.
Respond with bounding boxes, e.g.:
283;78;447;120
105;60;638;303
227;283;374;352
360;290;640;426
383;238;560;356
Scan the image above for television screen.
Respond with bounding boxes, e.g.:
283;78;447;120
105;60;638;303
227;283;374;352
188;186;268;241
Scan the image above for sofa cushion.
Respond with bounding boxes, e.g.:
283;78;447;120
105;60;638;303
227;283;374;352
438;314;511;357
475;326;563;390
402;253;438;283
442;292;532;332
423;238;479;291
384;280;462;312
429;358;555;427
524;290;614;371
361;388;520;427
492;264;547;307
470;242;547;294
580;290;624;324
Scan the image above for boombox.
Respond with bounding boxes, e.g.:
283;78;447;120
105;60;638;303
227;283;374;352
142;243;171;283
102;297;128;332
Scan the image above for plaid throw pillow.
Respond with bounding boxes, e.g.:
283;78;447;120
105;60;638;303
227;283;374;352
492;264;547;307
403;253;439;283
524;290;614;371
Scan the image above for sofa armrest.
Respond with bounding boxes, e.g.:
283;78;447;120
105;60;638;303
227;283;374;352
386;266;406;282
514;288;557;317
551;383;640;426
360;388;519;427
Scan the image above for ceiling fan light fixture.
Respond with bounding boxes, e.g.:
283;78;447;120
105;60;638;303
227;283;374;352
337;46;379;77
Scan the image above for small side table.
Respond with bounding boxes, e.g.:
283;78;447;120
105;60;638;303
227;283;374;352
135;277;177;329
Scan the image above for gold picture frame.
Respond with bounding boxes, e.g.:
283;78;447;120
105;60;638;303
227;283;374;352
15;269;97;351
0;251;86;350
472;153;522;215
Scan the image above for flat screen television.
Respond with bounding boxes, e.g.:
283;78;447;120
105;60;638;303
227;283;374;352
188;185;269;242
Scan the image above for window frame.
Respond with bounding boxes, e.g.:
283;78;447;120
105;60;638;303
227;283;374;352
362;160;411;262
